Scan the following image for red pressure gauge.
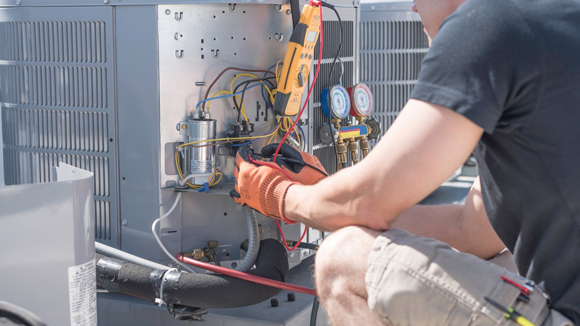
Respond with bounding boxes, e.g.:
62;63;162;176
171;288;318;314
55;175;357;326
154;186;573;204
347;83;374;117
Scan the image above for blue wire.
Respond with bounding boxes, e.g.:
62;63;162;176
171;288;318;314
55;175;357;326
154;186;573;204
296;124;306;151
261;63;280;108
196;83;264;108
232;139;258;147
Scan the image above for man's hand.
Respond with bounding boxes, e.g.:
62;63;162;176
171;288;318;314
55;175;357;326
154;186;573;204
230;146;297;224
261;143;328;185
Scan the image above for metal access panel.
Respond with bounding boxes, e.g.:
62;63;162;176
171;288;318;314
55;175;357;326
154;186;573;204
360;2;429;144
0;7;119;247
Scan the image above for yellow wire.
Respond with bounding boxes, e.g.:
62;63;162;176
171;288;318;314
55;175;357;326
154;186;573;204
206;90;234;111
175;127;282;188
230;73;276;111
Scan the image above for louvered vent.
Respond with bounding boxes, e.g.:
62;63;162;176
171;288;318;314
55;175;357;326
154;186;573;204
2;108;109;152
314;20;354;59
0;65;108;107
360;4;429;147
0;21;107;63
0;14;116;244
3;149;110;198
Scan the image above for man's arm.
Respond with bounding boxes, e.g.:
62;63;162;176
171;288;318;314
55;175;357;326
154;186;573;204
392;177;506;260
285;99;483;233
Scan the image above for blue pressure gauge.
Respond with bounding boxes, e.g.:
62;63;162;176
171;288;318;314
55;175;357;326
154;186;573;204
321;85;351;119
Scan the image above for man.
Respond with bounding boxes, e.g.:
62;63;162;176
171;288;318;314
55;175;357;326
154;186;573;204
232;0;580;324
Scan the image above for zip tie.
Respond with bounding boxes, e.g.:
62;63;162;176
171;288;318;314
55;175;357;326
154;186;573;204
155;268;178;306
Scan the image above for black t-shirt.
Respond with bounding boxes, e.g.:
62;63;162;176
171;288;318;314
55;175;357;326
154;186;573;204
410;0;580;322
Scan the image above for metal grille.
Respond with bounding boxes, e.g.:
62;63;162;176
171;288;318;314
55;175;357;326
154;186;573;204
3;149;110;197
95;200;111;240
0;10;116;244
0;65;108;107
2;107;109;152
313;145;336;174
312;61;354;103
360;3;429;146
0;21;107;63
314;20;354;59
361;20;427;50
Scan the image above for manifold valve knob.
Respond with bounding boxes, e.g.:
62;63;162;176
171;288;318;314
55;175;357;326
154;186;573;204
365;117;382;140
318;124;334;146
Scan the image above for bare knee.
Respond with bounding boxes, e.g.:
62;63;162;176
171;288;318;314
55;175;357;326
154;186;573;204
315;226;380;298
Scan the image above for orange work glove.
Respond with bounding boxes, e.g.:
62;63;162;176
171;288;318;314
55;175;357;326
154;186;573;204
261;143;328;186
230;146;298;224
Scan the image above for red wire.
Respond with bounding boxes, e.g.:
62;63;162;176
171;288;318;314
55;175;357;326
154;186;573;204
276;219;308;251
268;5;323;251
273;5;324;162
176;253;317;296
249;156;294;181
245;5;323;253
248;156;308;251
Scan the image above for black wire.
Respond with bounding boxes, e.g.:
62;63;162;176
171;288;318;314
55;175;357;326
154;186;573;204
322;3;343;87
310;296;320;326
321;2;343;172
232;77;277;122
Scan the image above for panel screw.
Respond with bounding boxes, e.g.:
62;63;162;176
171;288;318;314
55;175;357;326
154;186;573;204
286;9;291;15
165;9;171;15
270;298;279;307
16;0;21;4
122;219;128;226
103;0;109;4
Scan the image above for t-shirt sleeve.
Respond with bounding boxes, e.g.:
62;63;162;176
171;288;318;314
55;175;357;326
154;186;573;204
410;0;543;134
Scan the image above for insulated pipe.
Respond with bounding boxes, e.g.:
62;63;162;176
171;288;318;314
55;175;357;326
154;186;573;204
235;206;260;272
96;239;289;309
95;242;170;271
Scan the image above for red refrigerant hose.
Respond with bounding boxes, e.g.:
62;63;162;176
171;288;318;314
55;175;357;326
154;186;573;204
176;253;317;296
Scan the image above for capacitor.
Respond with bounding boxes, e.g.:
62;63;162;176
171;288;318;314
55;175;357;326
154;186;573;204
321;85;351;119
347;83;374;117
187;119;216;179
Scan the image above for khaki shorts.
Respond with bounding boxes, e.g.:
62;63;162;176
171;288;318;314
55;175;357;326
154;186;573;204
365;229;574;326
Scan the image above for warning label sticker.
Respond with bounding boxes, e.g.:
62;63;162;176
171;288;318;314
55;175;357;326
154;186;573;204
68;259;97;326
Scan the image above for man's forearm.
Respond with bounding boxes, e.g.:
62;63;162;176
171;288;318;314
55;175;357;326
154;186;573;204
392;180;505;259
283;166;396;232
284;100;485;233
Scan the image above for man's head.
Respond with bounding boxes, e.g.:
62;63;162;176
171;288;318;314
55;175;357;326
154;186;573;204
412;0;467;42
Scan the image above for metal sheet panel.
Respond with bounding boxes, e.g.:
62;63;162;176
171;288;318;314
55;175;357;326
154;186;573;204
0;163;94;326
0;6;119;246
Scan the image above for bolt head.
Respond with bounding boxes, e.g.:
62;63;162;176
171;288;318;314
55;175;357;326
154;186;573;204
103;0;109;4
165;9;171;15
122;219;128;226
286;9;292;15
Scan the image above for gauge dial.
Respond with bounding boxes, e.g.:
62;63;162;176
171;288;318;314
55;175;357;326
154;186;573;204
329;85;350;119
349;83;374;117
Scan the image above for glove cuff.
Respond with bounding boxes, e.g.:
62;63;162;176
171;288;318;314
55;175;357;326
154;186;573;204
275;181;299;225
